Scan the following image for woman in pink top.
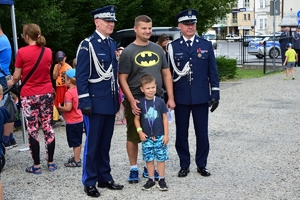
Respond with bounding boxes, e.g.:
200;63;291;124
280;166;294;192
7;23;56;174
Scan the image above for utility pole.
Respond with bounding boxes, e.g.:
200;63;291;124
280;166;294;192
273;0;276;69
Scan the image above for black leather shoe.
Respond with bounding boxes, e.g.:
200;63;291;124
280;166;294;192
197;167;211;177
178;167;190;177
84;186;100;197
97;180;124;190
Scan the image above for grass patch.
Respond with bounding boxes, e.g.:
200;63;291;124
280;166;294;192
227;68;284;81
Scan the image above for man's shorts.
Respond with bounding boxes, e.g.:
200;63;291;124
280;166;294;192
286;62;295;69
123;98;141;143
66;122;83;148
142;135;169;162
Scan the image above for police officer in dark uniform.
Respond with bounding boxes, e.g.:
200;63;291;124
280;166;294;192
167;8;220;178
292;25;300;67
76;5;123;197
279;26;291;64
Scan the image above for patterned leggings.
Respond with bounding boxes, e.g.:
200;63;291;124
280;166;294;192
21;93;55;165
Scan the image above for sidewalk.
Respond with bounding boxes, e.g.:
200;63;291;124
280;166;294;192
2;69;300;200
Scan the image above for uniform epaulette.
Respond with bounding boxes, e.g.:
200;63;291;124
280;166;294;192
85;35;94;42
171;37;181;43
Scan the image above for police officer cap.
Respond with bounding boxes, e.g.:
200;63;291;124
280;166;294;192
91;5;117;21
176;8;198;24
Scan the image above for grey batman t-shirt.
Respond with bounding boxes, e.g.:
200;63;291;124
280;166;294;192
118;41;168;99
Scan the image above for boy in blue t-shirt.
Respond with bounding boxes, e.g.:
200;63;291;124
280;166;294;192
134;74;169;191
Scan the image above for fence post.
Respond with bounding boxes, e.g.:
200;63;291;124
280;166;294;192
263;41;266;74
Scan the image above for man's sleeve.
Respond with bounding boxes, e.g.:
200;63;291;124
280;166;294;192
76;40;92;109
208;43;220;100
118;50;131;74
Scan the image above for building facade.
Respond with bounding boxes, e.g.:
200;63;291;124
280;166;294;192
212;0;299;38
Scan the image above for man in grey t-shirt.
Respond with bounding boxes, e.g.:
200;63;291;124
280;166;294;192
118;15;175;185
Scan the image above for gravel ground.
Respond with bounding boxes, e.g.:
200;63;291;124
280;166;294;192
2;69;300;200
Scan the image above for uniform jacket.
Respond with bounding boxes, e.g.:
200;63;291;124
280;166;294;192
292;31;300;49
76;31;119;115
279;31;291;49
167;35;219;105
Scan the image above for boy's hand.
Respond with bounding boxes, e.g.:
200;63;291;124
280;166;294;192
138;131;148;142
57;103;62;111
162;135;169;145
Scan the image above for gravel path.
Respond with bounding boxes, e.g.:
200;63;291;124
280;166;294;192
2;69;300;200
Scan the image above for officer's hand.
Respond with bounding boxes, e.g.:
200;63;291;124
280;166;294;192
209;99;219;112
81;107;92;116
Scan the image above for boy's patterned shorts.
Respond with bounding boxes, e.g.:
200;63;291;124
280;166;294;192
142;135;169;162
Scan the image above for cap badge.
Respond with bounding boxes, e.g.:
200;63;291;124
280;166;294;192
111;6;114;11
188;10;192;17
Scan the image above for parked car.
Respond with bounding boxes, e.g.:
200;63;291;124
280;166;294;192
202;34;217;49
225;34;241;42
111;27;182;47
243;36;263;47
247;36;281;59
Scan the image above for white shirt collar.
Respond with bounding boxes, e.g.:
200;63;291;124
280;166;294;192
95;30;107;40
182;35;195;45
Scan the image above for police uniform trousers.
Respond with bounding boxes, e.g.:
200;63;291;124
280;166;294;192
280;45;287;64
174;103;209;169
295;49;300;66
82;113;114;187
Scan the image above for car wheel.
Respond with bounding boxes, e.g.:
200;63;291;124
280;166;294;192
256;55;264;59
269;47;279;59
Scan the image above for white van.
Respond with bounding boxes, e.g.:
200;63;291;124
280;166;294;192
203;30;217;49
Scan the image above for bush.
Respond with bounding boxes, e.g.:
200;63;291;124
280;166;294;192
216;56;237;81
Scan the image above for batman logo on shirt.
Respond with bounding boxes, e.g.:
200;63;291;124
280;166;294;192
135;51;159;67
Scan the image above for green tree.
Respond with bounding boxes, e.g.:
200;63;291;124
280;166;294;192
114;0;237;34
0;0;237;60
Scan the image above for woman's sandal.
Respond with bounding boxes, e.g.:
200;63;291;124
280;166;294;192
64;157;81;167
25;166;42;174
48;163;58;171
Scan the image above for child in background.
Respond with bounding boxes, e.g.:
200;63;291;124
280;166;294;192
134;74;169;191
57;69;83;167
283;43;298;80
115;47;126;125
52;51;72;122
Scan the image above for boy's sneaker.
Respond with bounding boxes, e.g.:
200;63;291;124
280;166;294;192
292;76;295;80
10;138;17;148
142;178;156;190
157;178;168;191
128;168;139;184
143;166;159;181
284;77;289;80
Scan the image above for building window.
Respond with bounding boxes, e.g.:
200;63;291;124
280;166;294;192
244;14;247;21
259;0;264;8
244;0;249;7
265;19;267;28
232;13;237;23
248;14;251;20
259;19;263;29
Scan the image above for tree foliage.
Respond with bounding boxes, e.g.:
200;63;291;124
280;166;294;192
0;0;237;60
